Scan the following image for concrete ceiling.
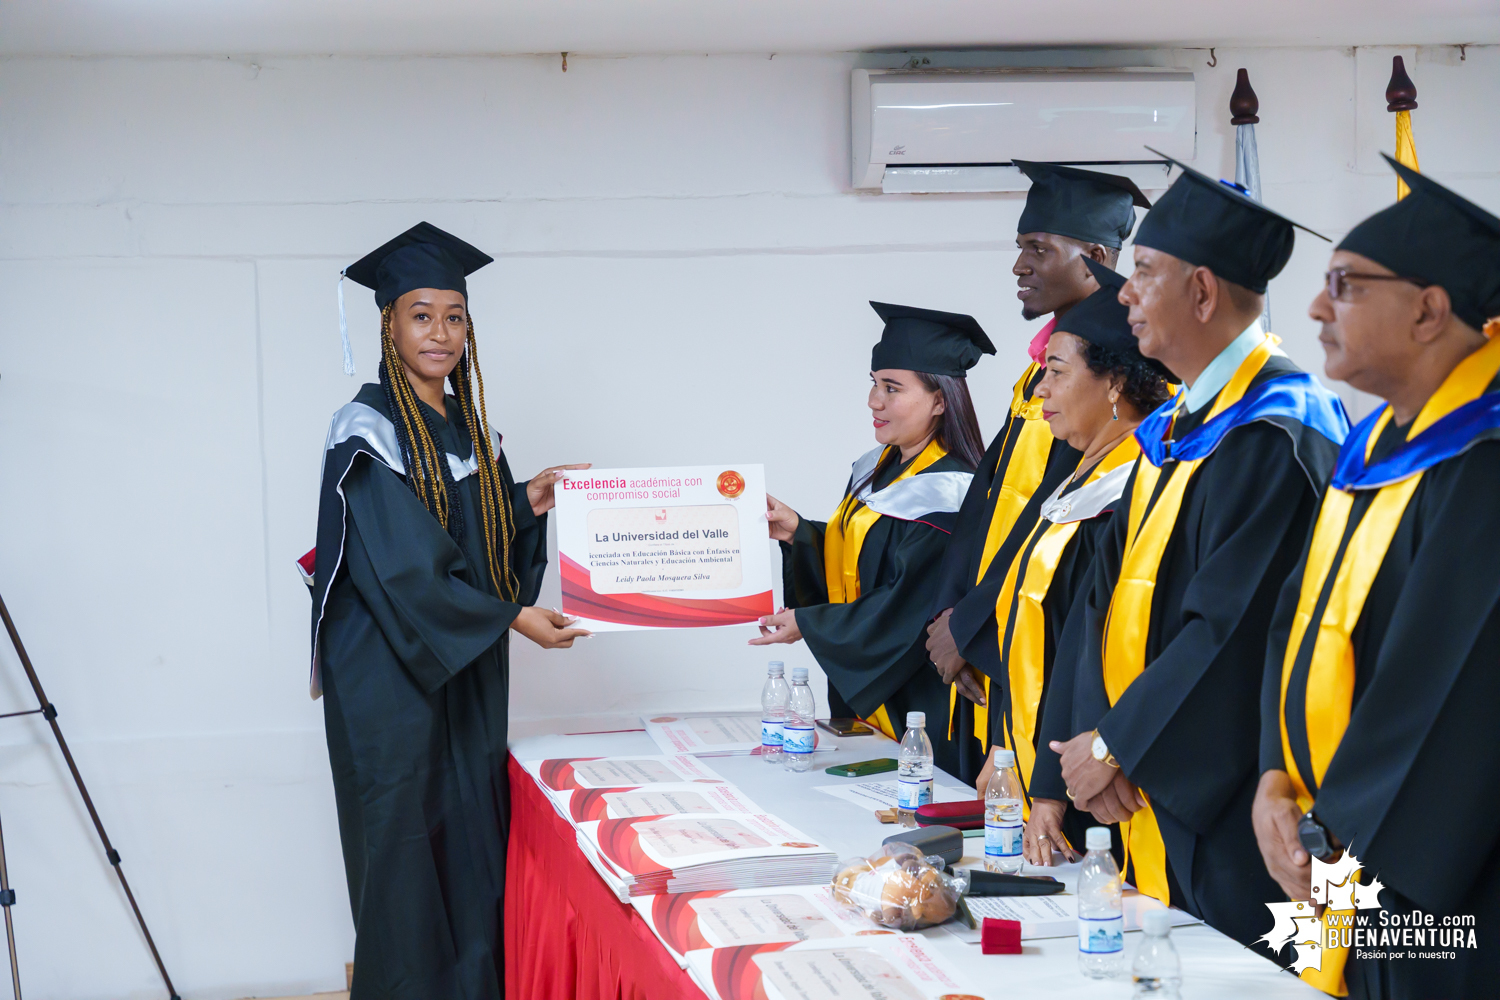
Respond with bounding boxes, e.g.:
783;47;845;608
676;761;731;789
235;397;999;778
2;0;1496;56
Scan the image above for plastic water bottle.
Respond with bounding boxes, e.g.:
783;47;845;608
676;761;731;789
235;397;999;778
1077;826;1125;979
1132;909;1182;997
782;666;817;772
984;748;1025;873
895;711;934;826
760;661;790;763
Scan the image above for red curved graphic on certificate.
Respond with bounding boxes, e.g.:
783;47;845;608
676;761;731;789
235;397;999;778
537;757;600;792
652;890;724;956
569;786;620;823
560;554;772;628
595;816;671;877
711;942;793;1000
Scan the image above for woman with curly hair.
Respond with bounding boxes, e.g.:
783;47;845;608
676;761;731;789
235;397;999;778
968;259;1175;869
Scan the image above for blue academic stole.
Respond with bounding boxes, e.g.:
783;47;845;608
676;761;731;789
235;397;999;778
1332;390;1500;490
1134;370;1350;468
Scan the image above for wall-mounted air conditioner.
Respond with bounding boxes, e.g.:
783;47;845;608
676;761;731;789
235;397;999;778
852;69;1196;194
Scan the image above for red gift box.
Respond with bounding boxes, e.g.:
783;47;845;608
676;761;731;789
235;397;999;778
981;917;1022;955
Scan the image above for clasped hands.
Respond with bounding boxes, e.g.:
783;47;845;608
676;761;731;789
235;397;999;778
1052;731;1148;824
924;610;986;706
1018;732;1145;867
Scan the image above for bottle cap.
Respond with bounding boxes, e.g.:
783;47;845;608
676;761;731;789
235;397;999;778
767;661;785;676
1143;909;1172;936
906;711;925;729
1086;827;1111;851
791;666;809;681
992;748;1016;768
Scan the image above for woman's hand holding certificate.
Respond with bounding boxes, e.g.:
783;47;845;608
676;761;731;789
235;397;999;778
527;463;594;516
748;607;802;646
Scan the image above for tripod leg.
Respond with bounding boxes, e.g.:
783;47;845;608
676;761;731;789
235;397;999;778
0;593;179;1000
0;809;19;1000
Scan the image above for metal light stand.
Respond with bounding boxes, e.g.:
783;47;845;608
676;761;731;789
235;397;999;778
0;591;180;1000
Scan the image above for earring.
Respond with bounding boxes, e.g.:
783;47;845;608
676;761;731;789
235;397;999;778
1112;401;1119;421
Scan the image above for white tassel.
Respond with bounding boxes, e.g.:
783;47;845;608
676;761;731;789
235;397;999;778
338;270;355;376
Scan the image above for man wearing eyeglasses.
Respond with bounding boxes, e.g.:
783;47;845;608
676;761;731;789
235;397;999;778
1032;154;1350;951
1254;155;1500;998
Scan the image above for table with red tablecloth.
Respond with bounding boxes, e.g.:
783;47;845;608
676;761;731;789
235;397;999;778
504;730;1320;1000
505;752;704;999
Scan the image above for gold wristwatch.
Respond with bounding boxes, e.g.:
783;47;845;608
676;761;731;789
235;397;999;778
1091;730;1119;768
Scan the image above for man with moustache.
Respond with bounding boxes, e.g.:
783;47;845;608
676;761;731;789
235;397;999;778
1037;155;1349;948
926;161;1151;784
1255;157;1500;998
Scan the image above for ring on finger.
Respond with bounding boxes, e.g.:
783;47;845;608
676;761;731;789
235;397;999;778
1065;788;1076;801
1037;834;1050;842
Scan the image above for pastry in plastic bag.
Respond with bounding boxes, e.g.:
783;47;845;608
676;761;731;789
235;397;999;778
829;842;968;930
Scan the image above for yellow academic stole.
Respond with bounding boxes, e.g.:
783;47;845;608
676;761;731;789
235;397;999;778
948;436;1140;772
1100;335;1276;906
975;364;1055;582
1276;334;1500;996
946;363;1053;746
995;436;1142;814
823;439;947;739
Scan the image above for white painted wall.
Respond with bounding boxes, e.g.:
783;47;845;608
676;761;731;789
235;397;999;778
0;45;1495;999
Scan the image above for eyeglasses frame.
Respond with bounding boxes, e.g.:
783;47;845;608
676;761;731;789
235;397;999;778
1325;268;1431;301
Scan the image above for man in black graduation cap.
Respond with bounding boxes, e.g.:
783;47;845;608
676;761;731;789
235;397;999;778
925;161;1153;784
1255;156;1500;998
1045;154;1351;949
308;222;588;999
758;302;990;777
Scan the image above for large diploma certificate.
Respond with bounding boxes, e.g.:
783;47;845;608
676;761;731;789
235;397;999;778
555;464;774;631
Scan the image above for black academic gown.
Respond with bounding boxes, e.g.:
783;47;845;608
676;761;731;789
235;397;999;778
1262;416;1500;999
310;383;547;1000
782;450;972;777
930;364;1081;782
1063;355;1339;950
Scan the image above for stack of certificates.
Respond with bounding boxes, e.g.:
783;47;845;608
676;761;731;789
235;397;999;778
629;884;902;967
520;753;744;822
519;754;837;902
575;810;838;898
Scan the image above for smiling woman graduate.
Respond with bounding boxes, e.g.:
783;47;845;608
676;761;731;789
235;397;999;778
751;303;989;776
307;223;589;1000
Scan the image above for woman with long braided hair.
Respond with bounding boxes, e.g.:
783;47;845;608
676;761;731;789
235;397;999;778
308;223;588;1000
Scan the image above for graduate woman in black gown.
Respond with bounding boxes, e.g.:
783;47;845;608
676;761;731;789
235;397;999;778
961;261;1173;864
308;223;589;1000
750;303;989;776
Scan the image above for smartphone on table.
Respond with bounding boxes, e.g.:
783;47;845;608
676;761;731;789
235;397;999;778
824;758;899;778
816;717;875;737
